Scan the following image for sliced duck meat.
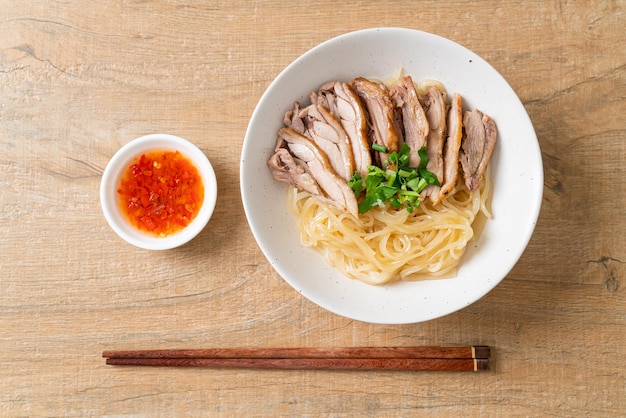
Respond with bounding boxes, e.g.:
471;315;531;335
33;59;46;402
459;109;497;191
419;87;446;202
312;81;371;178
283;101;355;182
432;93;463;205
275;127;359;216
283;102;305;134
351;77;400;166
311;81;338;117
390;76;429;168
267;147;321;196
300;104;355;181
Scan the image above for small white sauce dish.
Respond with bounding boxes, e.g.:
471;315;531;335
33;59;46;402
100;133;217;250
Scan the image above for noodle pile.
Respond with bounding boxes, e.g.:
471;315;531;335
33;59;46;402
288;167;492;285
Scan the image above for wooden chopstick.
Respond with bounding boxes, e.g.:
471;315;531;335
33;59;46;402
103;346;490;372
103;346;490;360
104;357;489;371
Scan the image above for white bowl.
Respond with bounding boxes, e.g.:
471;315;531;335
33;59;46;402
240;28;543;324
100;134;217;250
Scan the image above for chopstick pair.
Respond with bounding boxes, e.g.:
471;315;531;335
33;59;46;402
103;346;491;372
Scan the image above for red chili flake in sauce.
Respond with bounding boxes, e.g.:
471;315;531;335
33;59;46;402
117;150;204;237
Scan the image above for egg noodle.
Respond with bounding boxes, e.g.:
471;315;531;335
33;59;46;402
287;166;492;285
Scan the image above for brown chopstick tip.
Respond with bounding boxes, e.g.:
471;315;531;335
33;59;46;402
475;358;490;371
471;345;491;359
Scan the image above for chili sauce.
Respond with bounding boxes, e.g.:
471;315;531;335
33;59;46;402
117;150;204;237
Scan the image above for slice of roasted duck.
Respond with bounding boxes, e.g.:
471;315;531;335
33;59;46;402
351;77;400;166
268;128;359;216
432;92;463;205
459;109;497;191
312;81;371;178
390;76;430;168
284;101;355;182
419;87;447;202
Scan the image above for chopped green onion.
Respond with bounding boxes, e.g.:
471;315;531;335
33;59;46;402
350;144;441;214
371;143;388;153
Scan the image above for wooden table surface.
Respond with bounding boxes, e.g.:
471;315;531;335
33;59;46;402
2;1;625;416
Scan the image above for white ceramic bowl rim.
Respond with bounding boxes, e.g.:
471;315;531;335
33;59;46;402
100;133;217;250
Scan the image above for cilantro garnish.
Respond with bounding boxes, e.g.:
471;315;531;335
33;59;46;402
349;144;440;214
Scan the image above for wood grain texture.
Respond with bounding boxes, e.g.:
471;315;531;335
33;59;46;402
1;0;625;416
